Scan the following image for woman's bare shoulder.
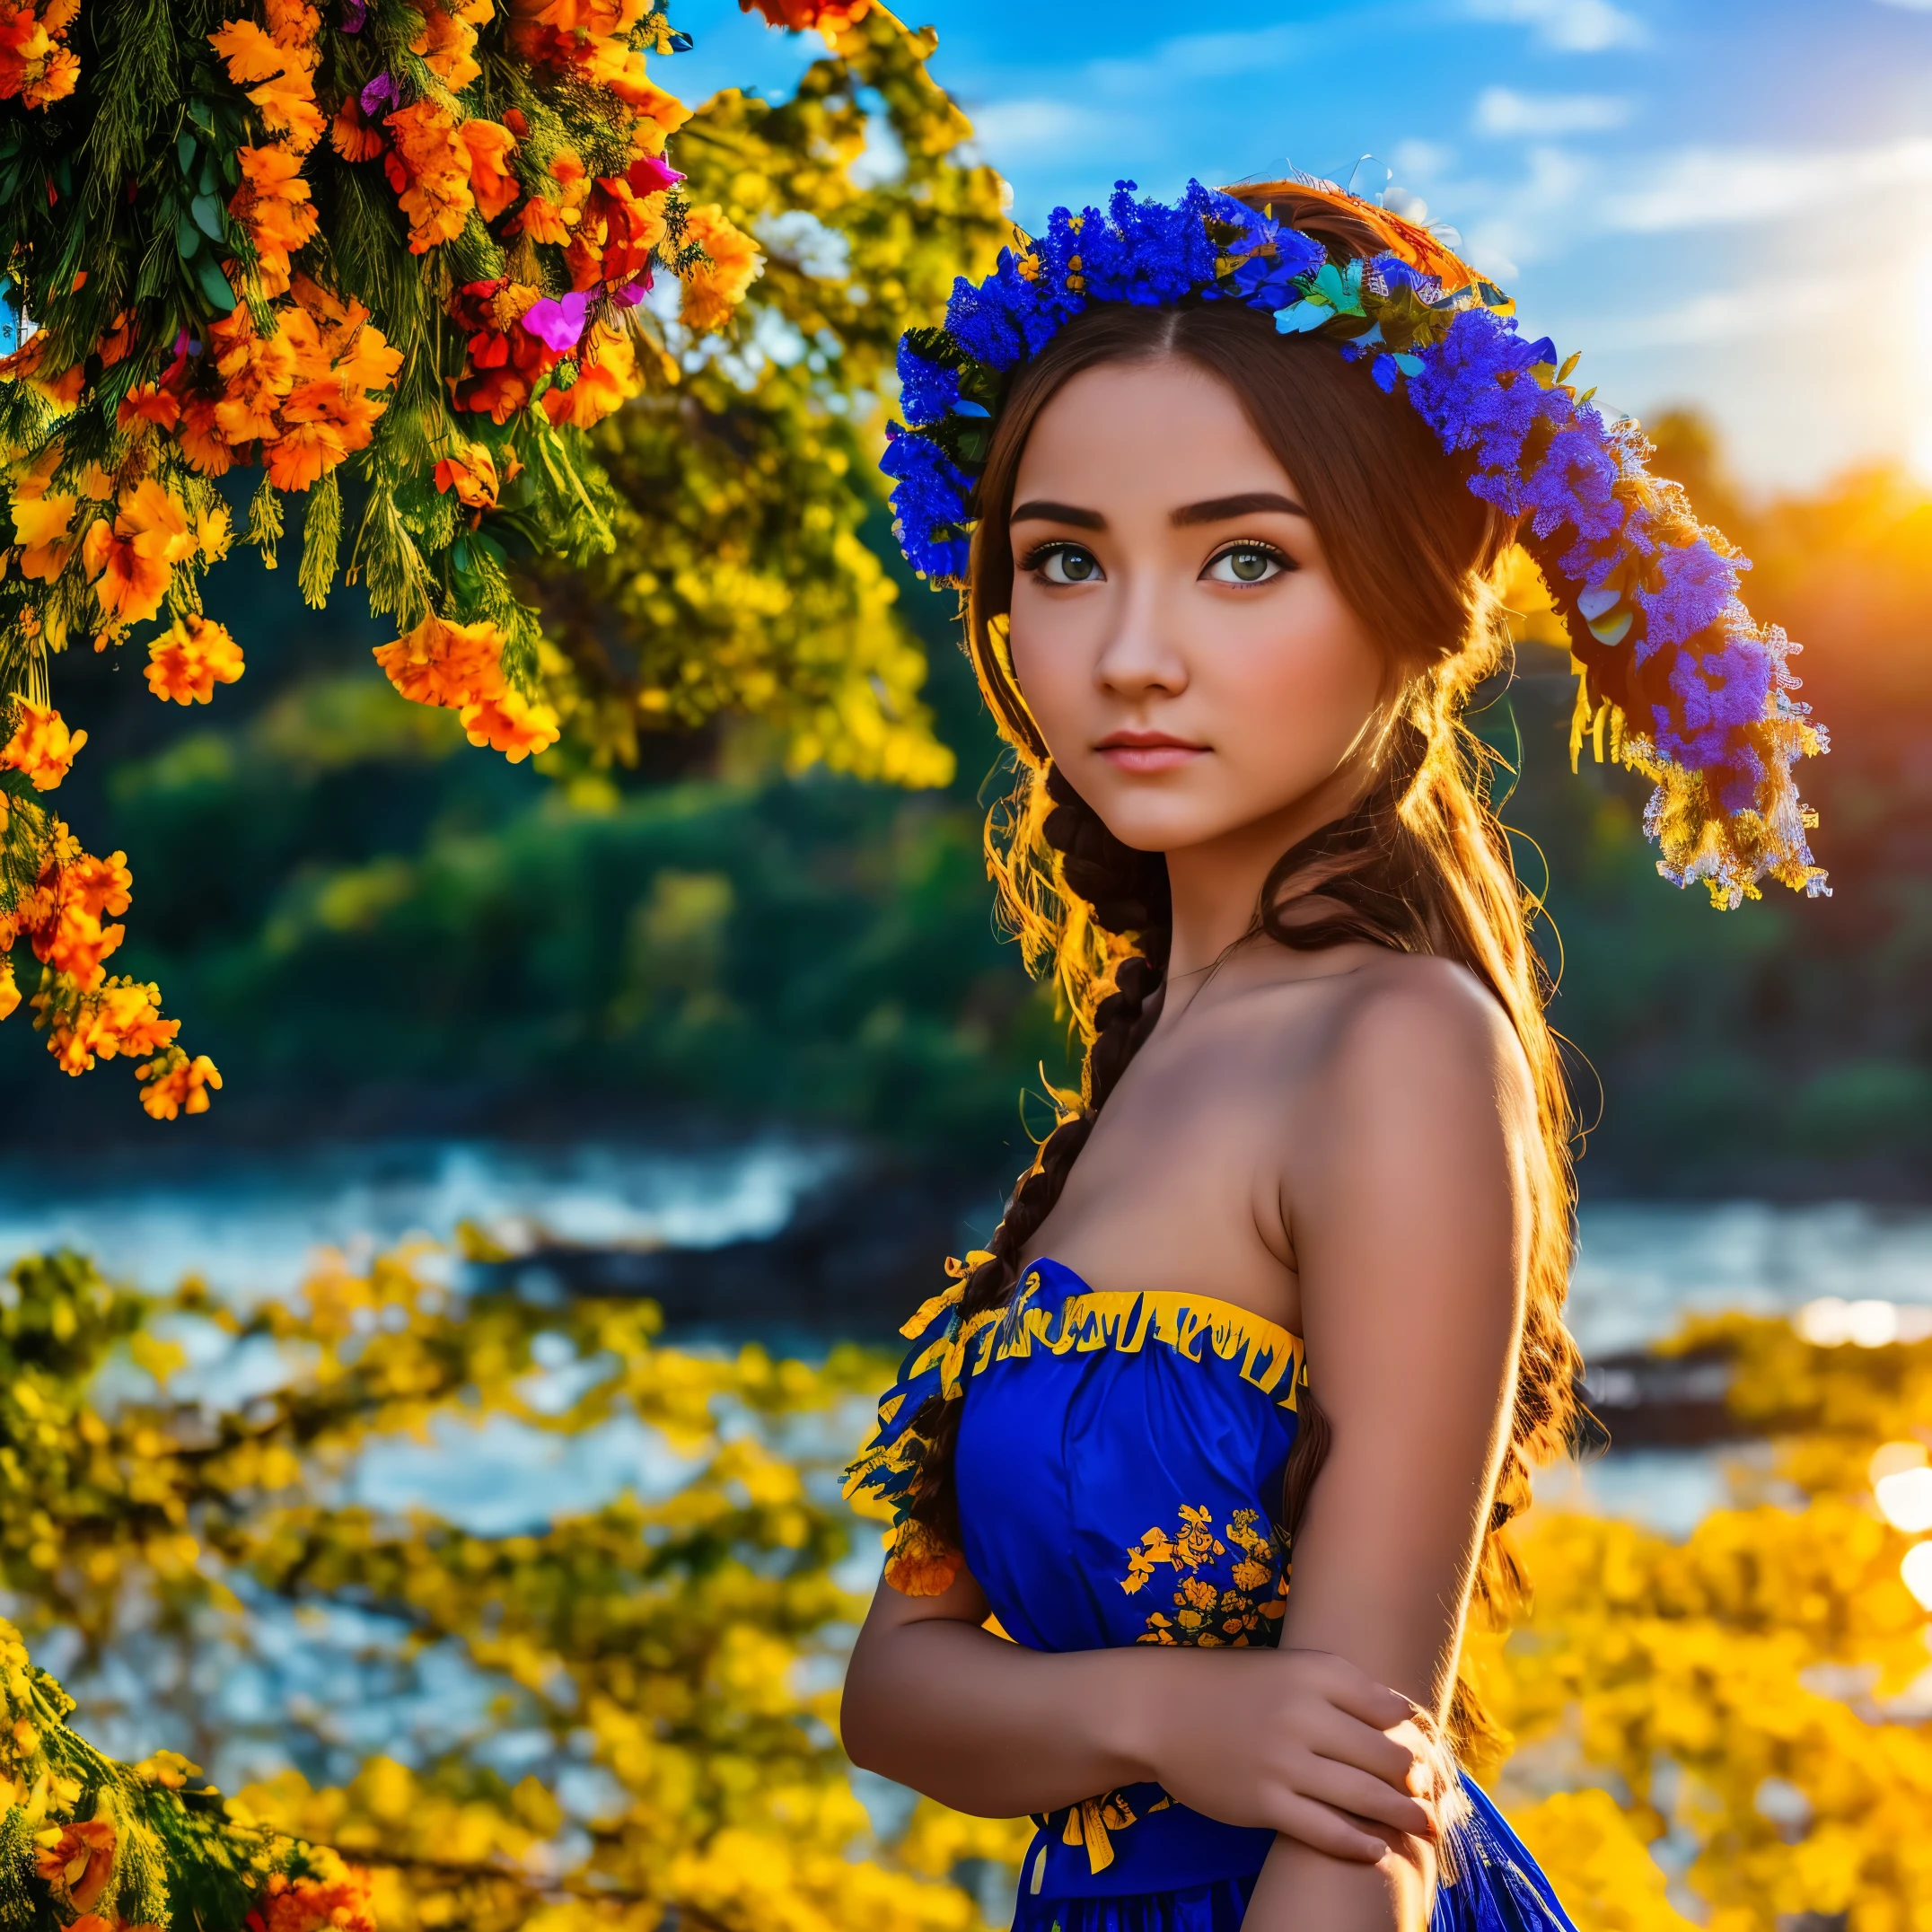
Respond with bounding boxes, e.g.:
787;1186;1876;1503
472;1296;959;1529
1257;950;1531;1337
1315;949;1527;1093
1224;945;1525;1093
1256;948;1535;1209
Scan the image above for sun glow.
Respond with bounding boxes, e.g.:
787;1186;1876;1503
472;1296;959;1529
1910;245;1932;485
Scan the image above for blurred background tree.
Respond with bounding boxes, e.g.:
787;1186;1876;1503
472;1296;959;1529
13;398;1931;1203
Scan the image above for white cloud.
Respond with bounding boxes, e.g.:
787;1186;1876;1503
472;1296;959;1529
1875;0;1932;10
1466;0;1648;52
1474;85;1631;137
1152;23;1304;80
1602;136;1932;231
963;99;1109;163
1458;144;1594;268
1391;139;1456;186
1589;270;1844;350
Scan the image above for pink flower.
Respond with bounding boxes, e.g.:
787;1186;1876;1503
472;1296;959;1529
520;290;589;350
629;153;684;195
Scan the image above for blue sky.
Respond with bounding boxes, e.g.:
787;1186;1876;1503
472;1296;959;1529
668;1;1932;496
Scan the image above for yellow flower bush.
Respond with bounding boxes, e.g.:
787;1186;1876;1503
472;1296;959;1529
0;1608;373;1931
10;1229;1920;1932
0;1242;1026;1931
1478;1317;1932;1929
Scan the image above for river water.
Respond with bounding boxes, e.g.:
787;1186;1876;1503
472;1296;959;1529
4;1139;1929;1540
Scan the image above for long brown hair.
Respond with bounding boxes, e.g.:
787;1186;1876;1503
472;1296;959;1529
905;183;1581;1765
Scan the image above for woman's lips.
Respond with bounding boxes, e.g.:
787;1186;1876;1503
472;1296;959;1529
1095;734;1206;774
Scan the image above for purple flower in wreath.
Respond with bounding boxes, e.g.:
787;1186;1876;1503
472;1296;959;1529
1636;538;1745;656
1671;629;1775;744
945;248;1061;371
897;343;962;429
1521;423;1625;543
1075;181;1226;305
1715;742;1767;815
882;423;976;580
1229;227;1325;309
1559;503;1662;589
1408;307;1561;487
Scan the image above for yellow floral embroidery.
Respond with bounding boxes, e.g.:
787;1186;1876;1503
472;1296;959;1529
1122;1504;1225;1593
1122;1506;1287;1647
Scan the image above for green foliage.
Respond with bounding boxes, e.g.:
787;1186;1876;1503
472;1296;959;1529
526;11;1008;785
50;640;1066;1153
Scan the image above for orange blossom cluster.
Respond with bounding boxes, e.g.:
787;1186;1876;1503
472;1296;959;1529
0;0;77;109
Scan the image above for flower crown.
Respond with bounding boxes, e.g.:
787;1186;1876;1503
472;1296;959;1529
882;179;1828;909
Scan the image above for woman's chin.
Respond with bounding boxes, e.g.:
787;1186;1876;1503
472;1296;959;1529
1081;795;1244;857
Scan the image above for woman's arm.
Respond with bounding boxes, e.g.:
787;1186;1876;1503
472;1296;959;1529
843;1559;1438;1858
1245;963;1532;1931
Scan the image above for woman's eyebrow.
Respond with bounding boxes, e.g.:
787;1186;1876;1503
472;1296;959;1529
1010;500;1107;530
1171;491;1308;526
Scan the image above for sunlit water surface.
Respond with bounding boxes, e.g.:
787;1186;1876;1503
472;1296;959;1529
4;1144;1930;1545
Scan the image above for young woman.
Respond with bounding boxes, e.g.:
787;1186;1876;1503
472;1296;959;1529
840;178;1827;1932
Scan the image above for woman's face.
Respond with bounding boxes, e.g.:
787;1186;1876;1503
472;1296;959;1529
1006;355;1385;860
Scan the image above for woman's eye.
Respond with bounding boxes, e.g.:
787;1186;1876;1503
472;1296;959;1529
1205;544;1287;585
1034;544;1103;584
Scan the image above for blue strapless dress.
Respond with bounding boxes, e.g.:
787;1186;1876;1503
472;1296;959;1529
847;1258;1577;1932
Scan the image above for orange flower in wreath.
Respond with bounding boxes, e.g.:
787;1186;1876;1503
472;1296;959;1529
433;441;499;509
228;144;320;296
460;117;520;221
738;0;870;28
117;383;182;434
208;17;324;155
384;99;474;252
329;92;384;162
0;0;80;110
679;203;761;334
541;327;637;430
243;1865;376;1932
37;975;177;1075
460;686;560;761
11;445;78;579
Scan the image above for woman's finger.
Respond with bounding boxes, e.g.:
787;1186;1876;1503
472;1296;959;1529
1299;1652;1415;1731
1304;1708;1425;1791
1299;1757;1436;1838
1265;1792;1391;1865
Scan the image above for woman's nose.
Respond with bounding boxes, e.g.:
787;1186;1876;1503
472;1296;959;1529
1093;580;1189;700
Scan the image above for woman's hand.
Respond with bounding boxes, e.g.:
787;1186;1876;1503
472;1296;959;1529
1122;1646;1439;1862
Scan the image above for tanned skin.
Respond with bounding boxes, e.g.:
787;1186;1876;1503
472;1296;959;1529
841;357;1529;1932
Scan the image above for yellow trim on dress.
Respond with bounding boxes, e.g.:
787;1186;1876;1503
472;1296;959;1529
921;1268;1305;1409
